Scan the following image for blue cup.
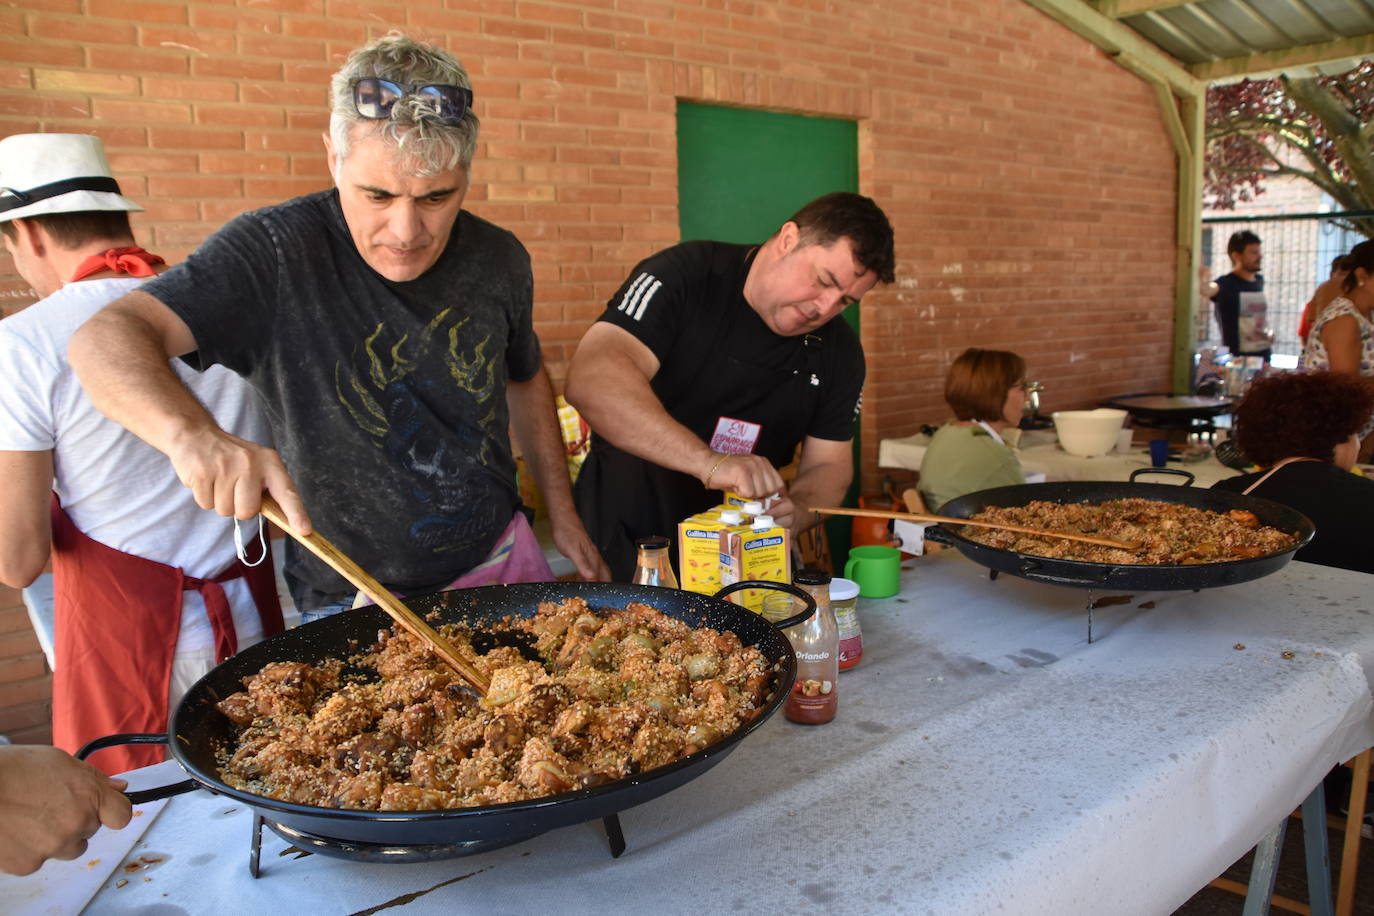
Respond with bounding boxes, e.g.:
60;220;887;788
1148;439;1169;467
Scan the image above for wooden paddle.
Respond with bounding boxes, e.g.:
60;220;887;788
258;495;491;695
813;497;1138;551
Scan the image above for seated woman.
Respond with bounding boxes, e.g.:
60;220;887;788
1212;370;1374;574
919;348;1027;512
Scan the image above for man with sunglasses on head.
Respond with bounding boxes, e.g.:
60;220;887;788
70;33;609;622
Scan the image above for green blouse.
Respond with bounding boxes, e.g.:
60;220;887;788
918;423;1026;512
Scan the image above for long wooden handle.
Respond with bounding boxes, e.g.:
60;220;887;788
813;505;1138;551
259;495;491;695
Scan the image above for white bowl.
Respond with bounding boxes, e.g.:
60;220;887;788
1052;408;1128;458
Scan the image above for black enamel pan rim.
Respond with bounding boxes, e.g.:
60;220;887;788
936;481;1314;569
165;581;801;825
928;480;1315;590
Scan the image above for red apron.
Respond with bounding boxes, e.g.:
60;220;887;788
49;499;284;775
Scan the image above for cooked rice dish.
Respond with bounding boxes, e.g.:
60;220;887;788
215;598;775;811
961;498;1297;565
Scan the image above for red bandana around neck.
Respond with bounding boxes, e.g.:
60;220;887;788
69;246;166;282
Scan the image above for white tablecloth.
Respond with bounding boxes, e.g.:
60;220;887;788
879;429;1239;489
22;554;1374;916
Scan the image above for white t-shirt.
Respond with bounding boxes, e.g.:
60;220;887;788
0;277;274;654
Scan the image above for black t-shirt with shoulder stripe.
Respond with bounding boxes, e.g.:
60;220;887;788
143;192;540;607
575;240;866;579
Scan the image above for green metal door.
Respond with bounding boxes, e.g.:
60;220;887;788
676;102;861;569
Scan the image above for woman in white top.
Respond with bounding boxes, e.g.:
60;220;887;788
1302;239;1374;377
1302;238;1374;458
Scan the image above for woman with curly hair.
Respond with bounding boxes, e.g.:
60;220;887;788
918;348;1028;512
1212;370;1374;573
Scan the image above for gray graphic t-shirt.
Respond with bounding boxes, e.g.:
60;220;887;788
144;192;540;606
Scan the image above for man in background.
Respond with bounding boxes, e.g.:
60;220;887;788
0;133;282;774
1211;230;1272;361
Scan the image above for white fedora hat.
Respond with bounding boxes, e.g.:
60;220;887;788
0;133;142;223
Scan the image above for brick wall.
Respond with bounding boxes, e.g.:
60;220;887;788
0;0;1179;740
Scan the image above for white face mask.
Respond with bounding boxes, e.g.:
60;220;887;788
234;516;269;567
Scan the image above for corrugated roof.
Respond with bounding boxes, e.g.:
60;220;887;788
1100;0;1374;82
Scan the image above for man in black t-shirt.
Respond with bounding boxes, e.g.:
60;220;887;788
566;192;895;580
1212;230;1271;361
69;34;609;613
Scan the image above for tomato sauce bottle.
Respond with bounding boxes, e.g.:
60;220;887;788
784;568;838;725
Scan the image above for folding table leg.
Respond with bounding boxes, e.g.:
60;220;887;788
1302;783;1334;916
1240;783;1335;916
1242;821;1286;916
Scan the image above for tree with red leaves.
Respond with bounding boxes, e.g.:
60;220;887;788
1205;61;1374;237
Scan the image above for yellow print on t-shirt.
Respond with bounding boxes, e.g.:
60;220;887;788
332;308;504;555
337;308;497;444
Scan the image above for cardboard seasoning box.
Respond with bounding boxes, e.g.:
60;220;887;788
719;513;791;616
677;507;748;595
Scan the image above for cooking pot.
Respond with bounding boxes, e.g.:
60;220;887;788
79;580;814;848
924;469;1314;590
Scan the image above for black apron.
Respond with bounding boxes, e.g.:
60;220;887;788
577;333;830;581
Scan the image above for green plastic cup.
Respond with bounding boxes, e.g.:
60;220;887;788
844;545;901;598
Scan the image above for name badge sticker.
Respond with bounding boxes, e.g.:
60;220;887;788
710;416;761;455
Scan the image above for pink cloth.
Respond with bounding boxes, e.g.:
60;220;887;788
352;513;557;608
443;511;556;589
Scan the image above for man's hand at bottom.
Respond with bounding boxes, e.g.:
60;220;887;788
0;745;133;876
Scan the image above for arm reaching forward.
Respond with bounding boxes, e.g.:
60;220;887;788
565;322;785;499
66;289;312;533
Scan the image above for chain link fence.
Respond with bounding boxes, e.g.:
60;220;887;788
1199;210;1373;363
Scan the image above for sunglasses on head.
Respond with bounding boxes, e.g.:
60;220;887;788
351;78;473;126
